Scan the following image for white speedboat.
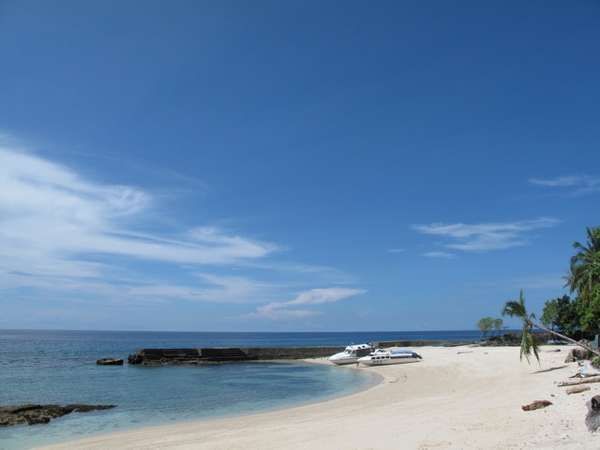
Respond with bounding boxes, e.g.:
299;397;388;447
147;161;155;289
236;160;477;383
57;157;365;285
328;344;373;365
357;348;422;366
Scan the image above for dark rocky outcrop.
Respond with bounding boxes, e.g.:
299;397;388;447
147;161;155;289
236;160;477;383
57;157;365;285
374;340;471;348
483;332;555;347
127;347;345;365
127;341;476;366
586;395;600;432
564;347;594;363
96;358;124;365
0;404;116;426
482;334;523;346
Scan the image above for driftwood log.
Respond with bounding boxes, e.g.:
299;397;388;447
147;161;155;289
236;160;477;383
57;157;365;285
566;385;591;395
522;400;552;411
558;376;600;387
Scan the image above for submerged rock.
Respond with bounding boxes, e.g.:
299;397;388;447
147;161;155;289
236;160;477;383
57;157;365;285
0;404;116;426
96;358;124;365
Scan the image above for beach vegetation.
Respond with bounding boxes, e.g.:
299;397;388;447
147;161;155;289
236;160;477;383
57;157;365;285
541;295;579;336
477;317;495;338
566;226;600;334
533;226;600;340
503;290;600;364
477;317;504;338
567;227;600;304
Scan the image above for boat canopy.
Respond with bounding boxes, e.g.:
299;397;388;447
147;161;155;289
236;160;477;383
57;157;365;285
345;344;371;351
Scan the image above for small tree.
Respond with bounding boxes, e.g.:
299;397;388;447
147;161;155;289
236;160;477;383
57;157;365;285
540;298;559;331
477;317;495;339
541;295;579;336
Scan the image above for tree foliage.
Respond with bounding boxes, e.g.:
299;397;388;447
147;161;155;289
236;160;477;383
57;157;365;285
566;227;600;334
477;317;495;337
540;295;579;336
503;290;600;364
567;227;600;301
576;286;600;333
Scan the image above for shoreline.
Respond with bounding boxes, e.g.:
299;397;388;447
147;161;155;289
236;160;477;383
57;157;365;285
32;359;381;449
40;345;600;449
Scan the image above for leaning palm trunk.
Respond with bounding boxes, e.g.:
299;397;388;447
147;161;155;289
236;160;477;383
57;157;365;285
503;290;600;363
532;320;600;358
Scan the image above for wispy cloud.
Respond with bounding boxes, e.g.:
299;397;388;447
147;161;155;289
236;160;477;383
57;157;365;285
127;273;277;304
423;251;455;259
0;142;279;301
413;218;560;252
251;287;366;320
529;175;600;195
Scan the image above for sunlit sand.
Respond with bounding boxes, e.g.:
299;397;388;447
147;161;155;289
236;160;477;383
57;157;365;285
41;345;599;449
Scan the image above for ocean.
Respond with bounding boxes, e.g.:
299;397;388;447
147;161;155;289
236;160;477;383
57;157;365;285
0;330;481;449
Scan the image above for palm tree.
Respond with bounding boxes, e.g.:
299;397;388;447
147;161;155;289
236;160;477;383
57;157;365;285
566;227;600;301
502;290;600;363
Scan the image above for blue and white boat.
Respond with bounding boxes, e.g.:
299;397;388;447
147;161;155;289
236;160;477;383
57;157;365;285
357;348;422;366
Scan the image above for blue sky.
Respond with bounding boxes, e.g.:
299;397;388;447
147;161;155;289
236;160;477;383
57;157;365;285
1;1;599;331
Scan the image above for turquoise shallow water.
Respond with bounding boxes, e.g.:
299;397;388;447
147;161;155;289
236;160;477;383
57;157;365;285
0;330;399;450
0;329;484;449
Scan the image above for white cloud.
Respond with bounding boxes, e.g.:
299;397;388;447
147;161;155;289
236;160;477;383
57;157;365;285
423;251;455;259
0;143;278;299
251;287;366;320
414;217;560;252
529;175;600;195
128;273;275;304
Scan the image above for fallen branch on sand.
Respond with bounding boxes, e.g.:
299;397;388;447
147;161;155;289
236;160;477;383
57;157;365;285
522;400;552;411
533;365;568;374
558;376;600;387
566;385;591;395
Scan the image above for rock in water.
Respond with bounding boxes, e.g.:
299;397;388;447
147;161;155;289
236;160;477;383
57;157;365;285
522;400;552;411
96;358;124;365
586;395;600;432
0;404;116;426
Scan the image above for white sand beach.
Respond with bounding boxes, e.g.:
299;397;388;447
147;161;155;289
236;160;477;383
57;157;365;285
41;345;600;450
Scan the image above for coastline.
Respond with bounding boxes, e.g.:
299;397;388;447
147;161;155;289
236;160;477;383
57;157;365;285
28;359;381;449
39;345;600;449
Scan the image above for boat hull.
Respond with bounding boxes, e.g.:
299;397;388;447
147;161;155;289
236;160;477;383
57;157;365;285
329;357;359;365
358;356;421;366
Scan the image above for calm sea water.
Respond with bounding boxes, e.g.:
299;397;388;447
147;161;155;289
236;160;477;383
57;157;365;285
0;330;480;449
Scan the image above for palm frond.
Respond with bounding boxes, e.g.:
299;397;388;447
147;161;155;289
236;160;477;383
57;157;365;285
519;323;540;364
502;290;528;319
